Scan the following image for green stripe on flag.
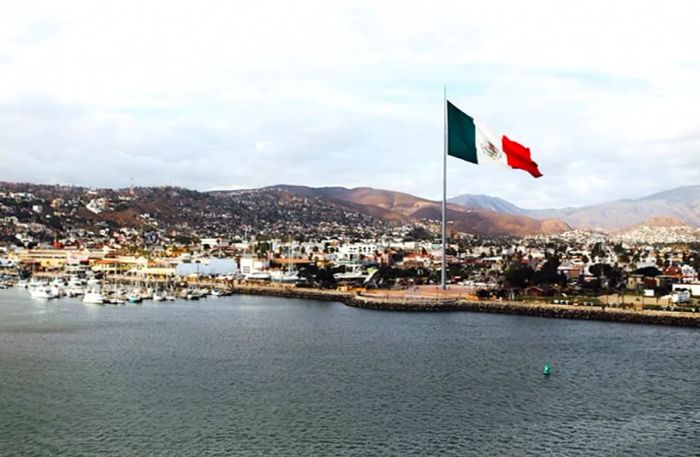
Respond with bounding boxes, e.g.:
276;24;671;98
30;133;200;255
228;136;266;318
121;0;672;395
447;101;477;164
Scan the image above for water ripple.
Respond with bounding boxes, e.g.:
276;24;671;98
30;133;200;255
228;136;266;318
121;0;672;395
0;289;699;456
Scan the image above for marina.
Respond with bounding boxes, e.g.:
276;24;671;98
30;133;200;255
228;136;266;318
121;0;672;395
3;272;700;327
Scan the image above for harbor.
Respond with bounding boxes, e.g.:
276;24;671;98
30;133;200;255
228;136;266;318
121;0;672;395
4;271;699;328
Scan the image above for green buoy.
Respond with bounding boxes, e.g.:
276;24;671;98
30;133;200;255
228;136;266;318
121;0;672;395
543;363;552;376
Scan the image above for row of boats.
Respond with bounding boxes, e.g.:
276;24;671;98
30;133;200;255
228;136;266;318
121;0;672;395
16;276;231;305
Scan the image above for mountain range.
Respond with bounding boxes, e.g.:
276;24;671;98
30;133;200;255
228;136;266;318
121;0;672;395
235;183;700;234
449;185;700;230
2;181;698;239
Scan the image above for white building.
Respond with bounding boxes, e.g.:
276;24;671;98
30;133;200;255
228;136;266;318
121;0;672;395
86;198;107;214
337;243;383;262
200;237;230;249
239;256;269;275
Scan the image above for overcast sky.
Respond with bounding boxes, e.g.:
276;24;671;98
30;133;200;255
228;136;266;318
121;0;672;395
1;0;699;209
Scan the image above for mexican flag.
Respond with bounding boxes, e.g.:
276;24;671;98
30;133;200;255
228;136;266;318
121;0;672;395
447;101;542;178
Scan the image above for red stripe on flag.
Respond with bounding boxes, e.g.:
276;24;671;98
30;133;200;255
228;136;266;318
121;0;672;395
501;135;542;178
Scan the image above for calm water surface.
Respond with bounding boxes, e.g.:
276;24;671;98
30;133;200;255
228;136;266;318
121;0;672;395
1;289;699;456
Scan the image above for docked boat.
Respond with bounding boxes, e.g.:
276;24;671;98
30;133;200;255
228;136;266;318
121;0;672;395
270;270;300;284
245;271;271;281
50;285;63;298
29;286;58;299
333;264;368;282
82;289;105;304
104;294;125;305
65;276;85;297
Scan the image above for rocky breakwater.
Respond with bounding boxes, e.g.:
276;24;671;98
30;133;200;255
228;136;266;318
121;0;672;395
226;285;700;328
347;294;700;328
229;283;352;303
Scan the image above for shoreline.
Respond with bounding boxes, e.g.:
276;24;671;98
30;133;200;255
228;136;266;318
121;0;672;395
14;274;700;328
228;284;700;328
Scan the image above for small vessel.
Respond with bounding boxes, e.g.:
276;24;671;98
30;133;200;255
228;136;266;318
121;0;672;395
245;271;271;281
127;291;143;303
65;276;85;297
152;292;165;301
82;289;105;304
140;288;154;301
29;286;58;299
186;290;200;300
104;294;125;305
270;270;300;283
333;264;368;282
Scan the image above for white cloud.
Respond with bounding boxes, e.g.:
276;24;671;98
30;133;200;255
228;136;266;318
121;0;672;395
0;0;699;208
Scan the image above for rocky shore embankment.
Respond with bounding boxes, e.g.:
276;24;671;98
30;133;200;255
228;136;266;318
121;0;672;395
227;284;700;328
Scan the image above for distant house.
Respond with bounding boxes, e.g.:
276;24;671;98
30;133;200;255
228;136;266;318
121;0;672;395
557;262;582;281
86;198;107;214
200;237;230;249
626;274;644;290
524;286;545;297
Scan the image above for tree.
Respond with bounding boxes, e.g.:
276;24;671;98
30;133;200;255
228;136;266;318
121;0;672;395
591;242;606;260
297;265;341;289
634;266;661;277
590;263;624;290
255;241;271;256
533;256;566;286
476;289;491;300
504;264;534;289
405;226;433;241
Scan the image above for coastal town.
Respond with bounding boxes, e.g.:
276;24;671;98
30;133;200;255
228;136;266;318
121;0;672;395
2;182;700;318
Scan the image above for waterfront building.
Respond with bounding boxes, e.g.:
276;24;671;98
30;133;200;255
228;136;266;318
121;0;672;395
239;256;268;276
176;258;238;277
14;248;104;271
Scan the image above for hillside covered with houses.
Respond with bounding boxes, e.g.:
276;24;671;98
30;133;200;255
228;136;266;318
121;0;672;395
2;182;700;308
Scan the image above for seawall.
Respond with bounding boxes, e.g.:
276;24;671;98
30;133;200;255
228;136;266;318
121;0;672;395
347;295;700;328
227;285;700;328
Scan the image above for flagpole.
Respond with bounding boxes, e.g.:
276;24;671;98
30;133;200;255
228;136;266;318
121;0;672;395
441;87;447;290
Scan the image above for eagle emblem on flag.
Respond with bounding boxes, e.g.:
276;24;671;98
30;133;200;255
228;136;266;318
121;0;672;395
481;139;502;160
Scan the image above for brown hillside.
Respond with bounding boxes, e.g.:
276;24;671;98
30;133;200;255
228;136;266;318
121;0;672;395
267;185;571;236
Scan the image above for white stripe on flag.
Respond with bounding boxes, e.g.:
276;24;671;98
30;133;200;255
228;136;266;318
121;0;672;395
474;120;508;168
